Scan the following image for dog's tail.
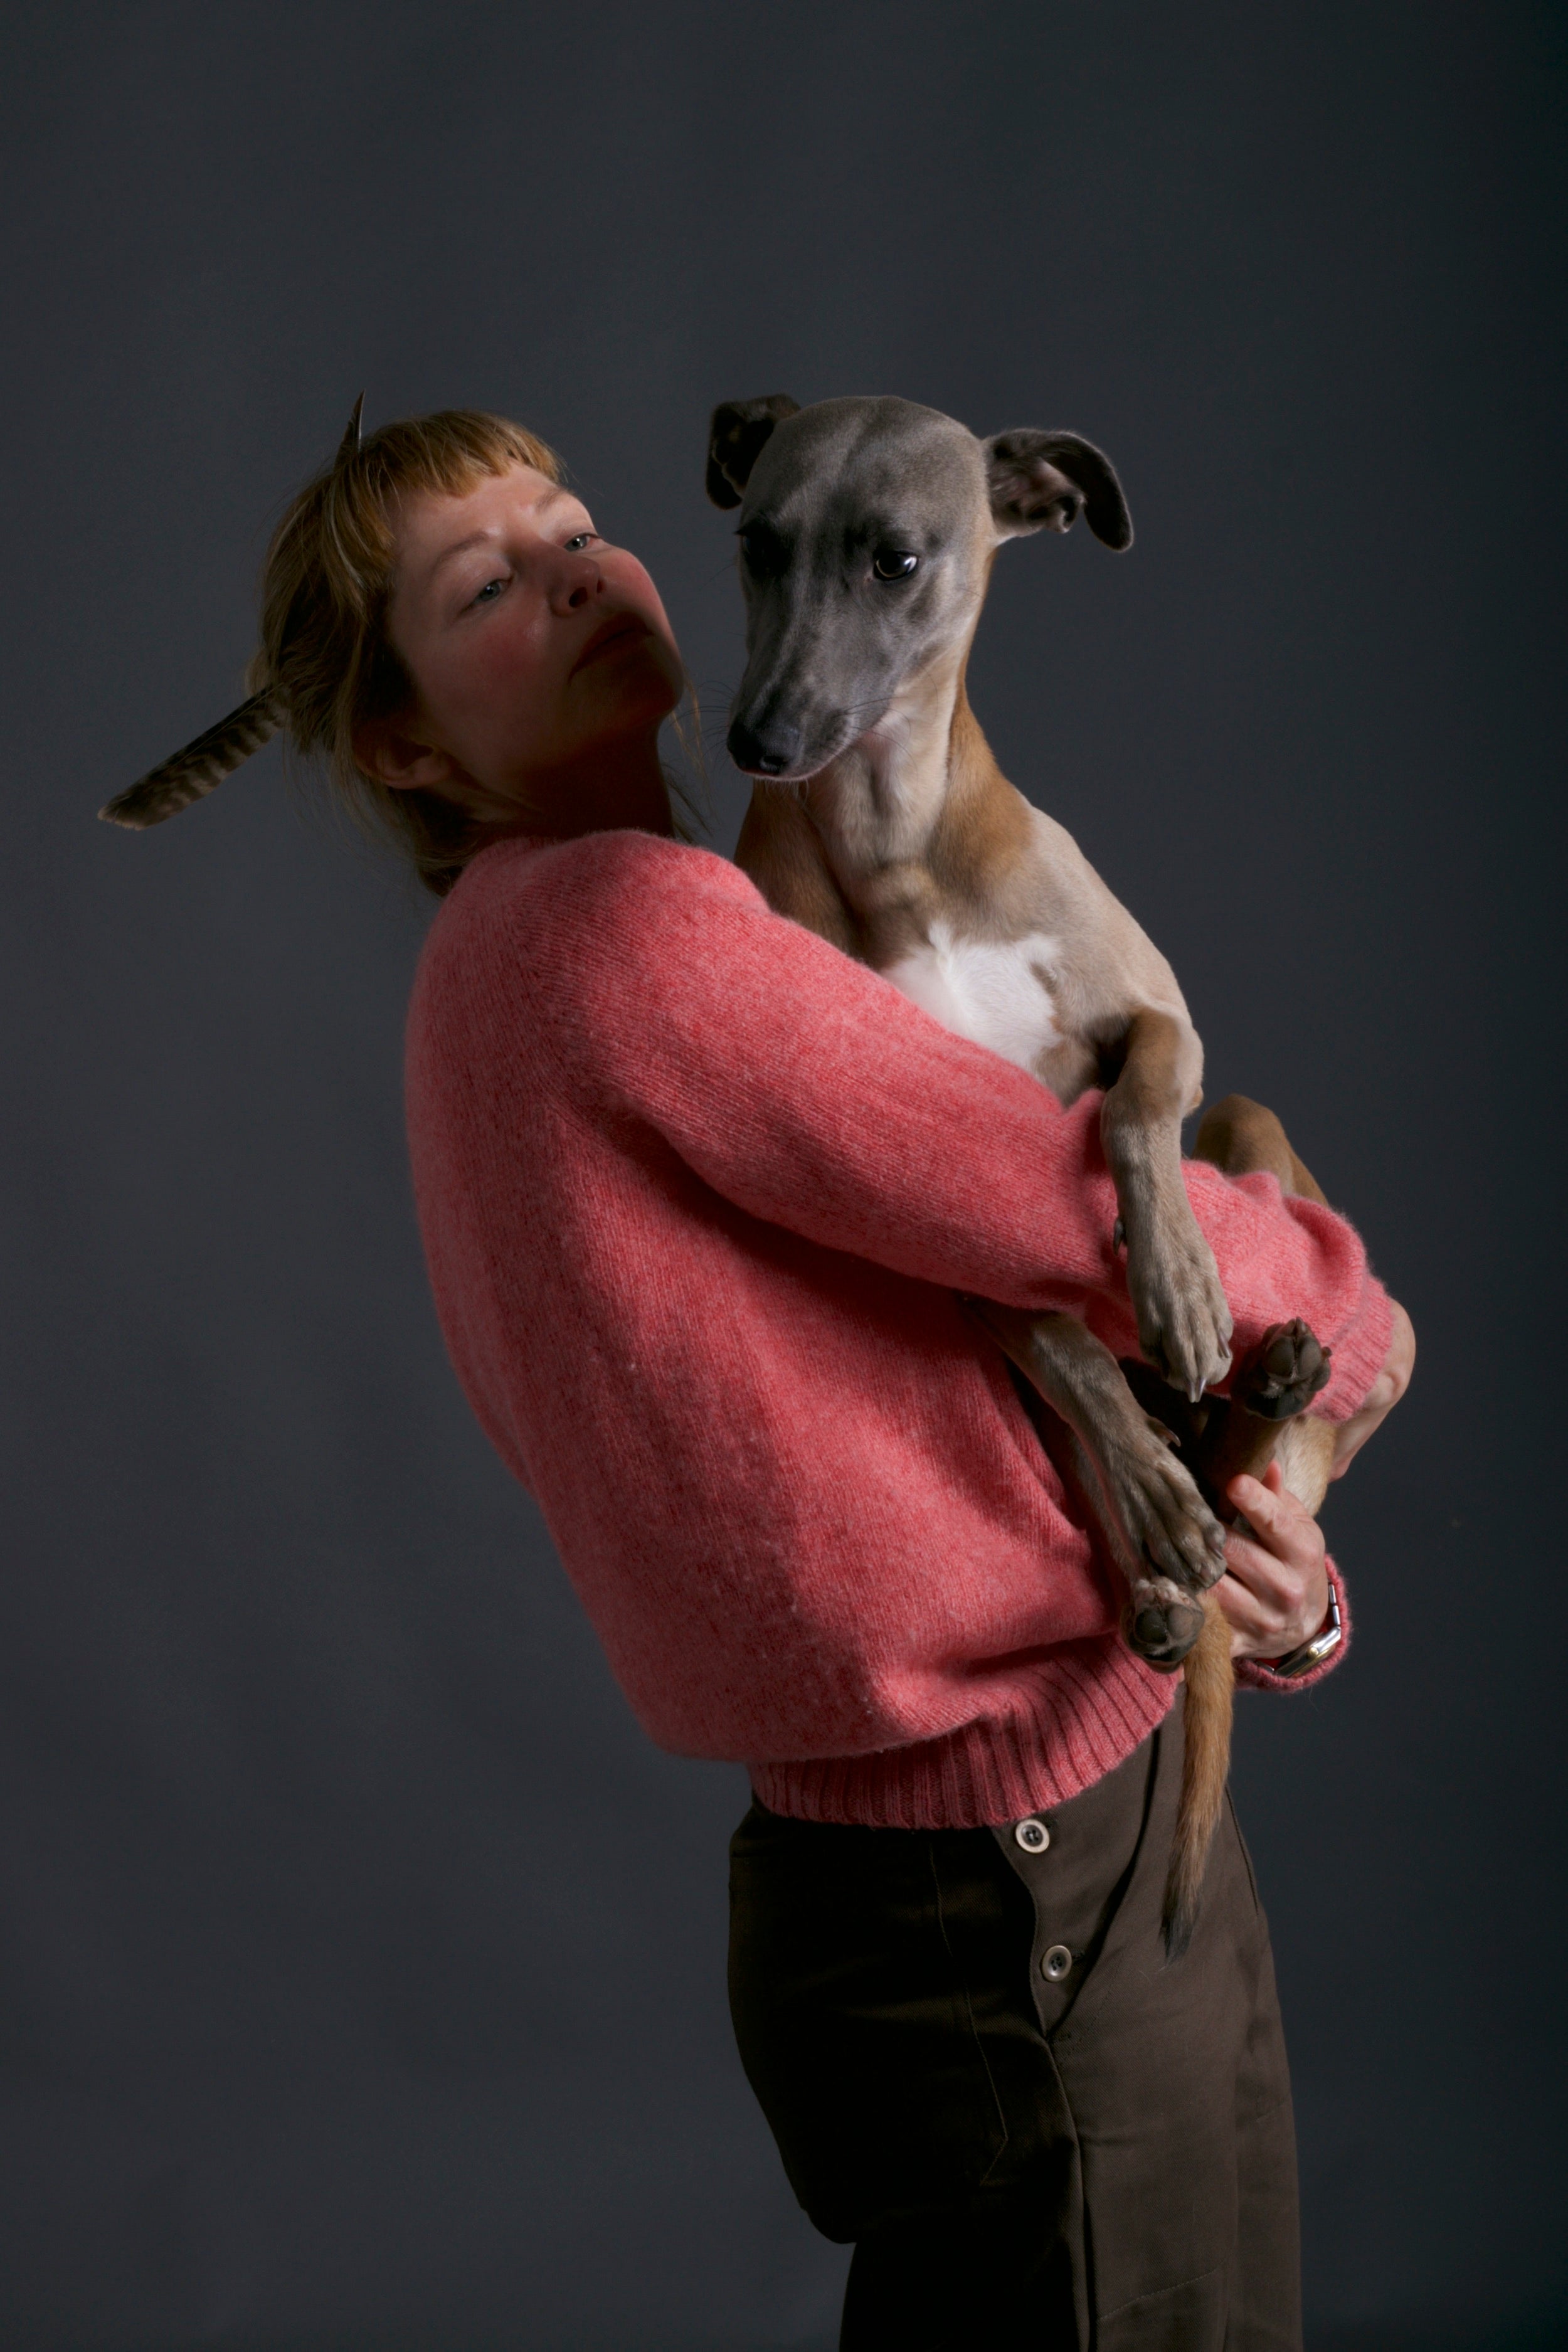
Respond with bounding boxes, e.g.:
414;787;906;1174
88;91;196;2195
1163;1596;1234;1960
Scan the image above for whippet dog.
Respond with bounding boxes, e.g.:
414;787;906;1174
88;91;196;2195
707;394;1336;1945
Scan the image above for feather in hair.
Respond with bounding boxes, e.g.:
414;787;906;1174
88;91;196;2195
335;392;365;465
98;690;283;829
98;395;368;830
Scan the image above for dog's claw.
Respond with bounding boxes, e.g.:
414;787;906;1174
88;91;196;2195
1123;1213;1233;1403
1098;1412;1230;1602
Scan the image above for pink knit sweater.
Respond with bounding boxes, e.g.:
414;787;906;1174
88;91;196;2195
404;830;1391;1829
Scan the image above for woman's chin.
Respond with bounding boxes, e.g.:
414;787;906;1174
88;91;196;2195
631;629;685;706
580;638;684;735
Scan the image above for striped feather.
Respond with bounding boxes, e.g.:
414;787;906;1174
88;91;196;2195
336;392;365;465
98;690;283;829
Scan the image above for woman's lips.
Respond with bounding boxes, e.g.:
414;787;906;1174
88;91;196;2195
571;613;651;674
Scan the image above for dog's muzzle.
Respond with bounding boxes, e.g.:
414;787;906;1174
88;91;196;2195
727;716;806;777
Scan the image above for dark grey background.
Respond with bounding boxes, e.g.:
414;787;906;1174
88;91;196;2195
2;3;1562;2346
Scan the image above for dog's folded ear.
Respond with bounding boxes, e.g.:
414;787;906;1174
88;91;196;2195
985;430;1132;551
706;395;802;509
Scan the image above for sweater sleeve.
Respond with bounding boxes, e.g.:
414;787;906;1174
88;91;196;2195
531;834;1392;1421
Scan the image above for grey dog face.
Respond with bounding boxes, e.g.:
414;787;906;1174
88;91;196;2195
707;394;1131;782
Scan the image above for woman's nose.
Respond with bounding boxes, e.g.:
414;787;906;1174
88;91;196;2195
549;549;604;616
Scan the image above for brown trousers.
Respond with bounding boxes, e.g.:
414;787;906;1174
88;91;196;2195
728;1693;1300;2351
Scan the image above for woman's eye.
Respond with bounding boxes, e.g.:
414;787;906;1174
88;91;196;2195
872;547;919;581
473;578;507;605
564;531;595;552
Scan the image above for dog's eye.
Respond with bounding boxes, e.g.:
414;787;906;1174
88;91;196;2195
872;548;919;581
739;524;783;575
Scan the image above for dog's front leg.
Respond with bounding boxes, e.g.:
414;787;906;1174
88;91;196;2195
1101;1009;1233;1402
965;1300;1229;1664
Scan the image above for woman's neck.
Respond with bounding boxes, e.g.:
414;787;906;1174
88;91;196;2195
469;726;676;849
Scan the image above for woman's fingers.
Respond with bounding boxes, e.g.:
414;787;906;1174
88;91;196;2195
1215;1459;1330;1661
1211;1555;1329;1658
1210;1570;1295;1655
1225;1462;1320;1572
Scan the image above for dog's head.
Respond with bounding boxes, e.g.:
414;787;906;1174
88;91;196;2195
707;393;1131;784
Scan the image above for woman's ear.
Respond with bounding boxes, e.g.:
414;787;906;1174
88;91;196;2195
352;716;463;793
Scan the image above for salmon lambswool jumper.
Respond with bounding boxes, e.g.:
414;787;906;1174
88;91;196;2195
405;831;1392;1830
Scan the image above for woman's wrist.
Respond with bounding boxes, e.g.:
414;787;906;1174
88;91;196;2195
1235;1559;1352;1693
1260;1572;1343;1676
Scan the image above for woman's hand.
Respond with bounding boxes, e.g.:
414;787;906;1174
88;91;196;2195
1328;1298;1415;1480
1213;1460;1331;1663
1215;1298;1414;1663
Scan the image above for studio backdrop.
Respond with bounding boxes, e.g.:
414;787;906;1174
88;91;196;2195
2;4;1562;2348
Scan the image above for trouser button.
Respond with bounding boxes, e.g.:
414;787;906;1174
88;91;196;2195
1041;1944;1073;1982
1014;1816;1051;1853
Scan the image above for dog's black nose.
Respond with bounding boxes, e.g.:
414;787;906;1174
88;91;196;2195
728;717;803;776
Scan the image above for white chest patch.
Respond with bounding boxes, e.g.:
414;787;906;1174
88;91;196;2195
881;922;1064;1074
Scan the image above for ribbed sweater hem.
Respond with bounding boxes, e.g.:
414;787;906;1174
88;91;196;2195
746;1641;1177;1829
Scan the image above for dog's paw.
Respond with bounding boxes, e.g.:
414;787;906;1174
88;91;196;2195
1125;1221;1234;1403
1104;1414;1231;1596
1125;1584;1207;1669
1231;1318;1332;1422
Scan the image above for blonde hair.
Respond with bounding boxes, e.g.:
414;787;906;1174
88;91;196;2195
249;408;564;896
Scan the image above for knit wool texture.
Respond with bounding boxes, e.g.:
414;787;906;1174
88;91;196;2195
404;832;1392;1828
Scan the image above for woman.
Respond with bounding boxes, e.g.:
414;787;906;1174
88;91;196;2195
110;407;1412;2349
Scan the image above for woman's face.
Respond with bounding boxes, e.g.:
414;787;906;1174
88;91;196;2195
371;463;684;834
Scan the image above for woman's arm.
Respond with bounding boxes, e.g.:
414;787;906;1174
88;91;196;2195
532;834;1394;1417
